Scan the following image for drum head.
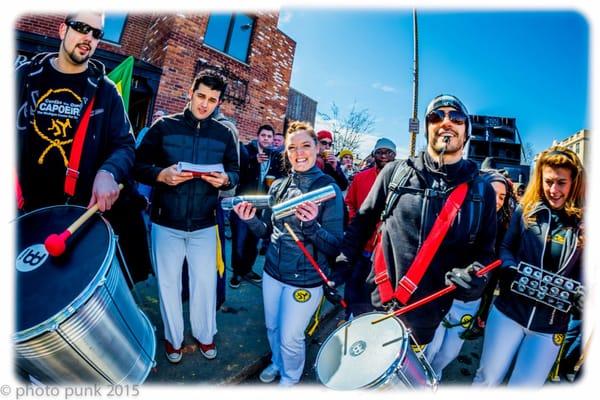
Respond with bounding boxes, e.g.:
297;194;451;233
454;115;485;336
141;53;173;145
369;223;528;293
15;206;112;335
316;312;408;390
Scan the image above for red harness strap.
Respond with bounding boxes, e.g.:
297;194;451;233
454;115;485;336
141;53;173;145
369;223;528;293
373;182;469;305
15;170;24;210
64;96;95;197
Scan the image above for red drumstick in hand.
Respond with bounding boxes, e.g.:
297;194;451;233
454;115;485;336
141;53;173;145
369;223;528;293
44;184;124;256
283;222;347;308
372;259;502;324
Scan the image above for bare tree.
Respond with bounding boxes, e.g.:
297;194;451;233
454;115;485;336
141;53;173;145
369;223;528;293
318;102;375;155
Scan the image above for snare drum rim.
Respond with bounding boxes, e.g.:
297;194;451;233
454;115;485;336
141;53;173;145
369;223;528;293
315;311;409;390
14;205;115;343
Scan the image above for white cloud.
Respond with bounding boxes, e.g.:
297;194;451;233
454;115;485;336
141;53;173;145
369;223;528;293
279;11;293;24
371;82;397;93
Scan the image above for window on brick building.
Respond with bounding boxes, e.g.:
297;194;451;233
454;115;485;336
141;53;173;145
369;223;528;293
204;13;254;63
103;14;127;45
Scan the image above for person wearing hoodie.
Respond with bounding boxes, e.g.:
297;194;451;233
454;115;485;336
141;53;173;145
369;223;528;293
425;169;513;380
16;12;134;213
337;94;497;346
134;70;239;364
233;121;344;386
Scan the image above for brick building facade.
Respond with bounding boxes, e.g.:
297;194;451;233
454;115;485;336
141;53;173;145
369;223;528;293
15;12;296;143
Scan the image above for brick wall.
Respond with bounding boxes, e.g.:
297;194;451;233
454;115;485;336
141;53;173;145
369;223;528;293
141;12;296;143
15;12;296;144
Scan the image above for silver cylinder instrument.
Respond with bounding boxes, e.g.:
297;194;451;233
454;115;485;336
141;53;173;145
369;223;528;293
220;195;273;211
272;184;336;220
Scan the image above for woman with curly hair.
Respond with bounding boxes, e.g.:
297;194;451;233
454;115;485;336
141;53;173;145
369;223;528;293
473;146;585;386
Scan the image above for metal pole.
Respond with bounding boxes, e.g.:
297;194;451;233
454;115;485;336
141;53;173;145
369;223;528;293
409;8;419;157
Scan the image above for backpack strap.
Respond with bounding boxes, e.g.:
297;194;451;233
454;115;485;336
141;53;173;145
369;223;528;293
466;177;484;245
381;160;412;221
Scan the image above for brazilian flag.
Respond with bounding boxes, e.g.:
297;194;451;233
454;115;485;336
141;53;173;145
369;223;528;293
107;55;134;111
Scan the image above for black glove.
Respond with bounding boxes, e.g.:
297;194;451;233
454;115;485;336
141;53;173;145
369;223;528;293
573;287;585;313
445;262;488;301
323;283;344;306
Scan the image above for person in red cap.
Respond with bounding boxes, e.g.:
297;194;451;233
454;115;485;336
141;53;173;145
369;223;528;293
315;130;348;191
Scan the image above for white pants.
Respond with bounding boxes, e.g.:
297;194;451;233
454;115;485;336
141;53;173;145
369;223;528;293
425;299;481;380
262;273;323;385
151;223;217;348
473;305;561;387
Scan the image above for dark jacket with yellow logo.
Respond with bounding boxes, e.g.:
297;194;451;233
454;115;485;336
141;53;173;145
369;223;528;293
496;203;582;333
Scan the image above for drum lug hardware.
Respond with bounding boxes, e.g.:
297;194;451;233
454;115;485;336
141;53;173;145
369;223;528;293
50;323;59;332
98;277;107;286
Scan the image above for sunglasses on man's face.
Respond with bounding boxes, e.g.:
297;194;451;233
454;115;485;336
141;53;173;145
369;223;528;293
426;109;467;125
66;20;104;40
319;140;333;147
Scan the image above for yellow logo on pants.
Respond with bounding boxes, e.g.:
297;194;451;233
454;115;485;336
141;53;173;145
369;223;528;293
553;333;565;346
293;289;311;303
460;314;474;329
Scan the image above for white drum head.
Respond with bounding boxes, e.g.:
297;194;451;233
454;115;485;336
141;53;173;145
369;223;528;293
316;312;408;390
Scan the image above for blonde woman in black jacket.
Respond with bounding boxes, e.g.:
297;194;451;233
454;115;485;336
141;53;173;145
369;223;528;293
474;146;585;386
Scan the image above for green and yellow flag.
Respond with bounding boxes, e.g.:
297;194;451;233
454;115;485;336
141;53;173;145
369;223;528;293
107;55;134;111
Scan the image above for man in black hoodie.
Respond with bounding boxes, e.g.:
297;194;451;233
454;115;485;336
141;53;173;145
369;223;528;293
16;12;134;212
338;94;497;346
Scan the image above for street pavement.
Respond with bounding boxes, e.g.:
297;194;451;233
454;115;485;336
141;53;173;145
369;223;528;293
133;233;486;388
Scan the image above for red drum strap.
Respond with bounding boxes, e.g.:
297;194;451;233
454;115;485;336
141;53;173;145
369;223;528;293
65;96;95;197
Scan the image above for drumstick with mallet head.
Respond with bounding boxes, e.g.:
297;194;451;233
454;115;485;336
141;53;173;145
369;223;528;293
371;259;502;325
283;222;347;308
44;183;124;257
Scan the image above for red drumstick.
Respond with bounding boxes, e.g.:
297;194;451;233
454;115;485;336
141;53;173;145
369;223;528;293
44;184;124;256
372;259;502;324
283;222;347;308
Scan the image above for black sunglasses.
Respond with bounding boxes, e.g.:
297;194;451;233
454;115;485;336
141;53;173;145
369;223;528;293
319;140;332;147
426;109;467;125
66;20;104;40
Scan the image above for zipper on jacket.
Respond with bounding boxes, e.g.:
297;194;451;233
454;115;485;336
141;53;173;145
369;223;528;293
526;305;537;329
527;207;552;330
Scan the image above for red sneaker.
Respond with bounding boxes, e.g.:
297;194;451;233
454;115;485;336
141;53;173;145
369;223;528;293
198;341;217;360
165;340;182;364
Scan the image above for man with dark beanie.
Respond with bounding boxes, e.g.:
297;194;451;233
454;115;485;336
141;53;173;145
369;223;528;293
337;94;497;346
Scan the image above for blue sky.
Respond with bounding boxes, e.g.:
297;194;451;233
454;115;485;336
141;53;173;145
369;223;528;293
277;9;589;161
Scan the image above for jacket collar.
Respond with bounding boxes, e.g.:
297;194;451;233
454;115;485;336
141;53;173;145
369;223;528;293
291;165;322;189
183;106;213;128
31;52;105;82
412;151;479;186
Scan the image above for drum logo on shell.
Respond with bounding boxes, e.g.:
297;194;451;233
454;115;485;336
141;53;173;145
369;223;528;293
16;244;48;272
349;340;367;357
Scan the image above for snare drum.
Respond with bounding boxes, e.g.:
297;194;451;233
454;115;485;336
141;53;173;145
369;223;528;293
315;312;437;390
14;205;156;384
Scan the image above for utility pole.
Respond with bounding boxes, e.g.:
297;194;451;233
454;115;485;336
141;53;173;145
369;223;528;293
408;8;419;157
